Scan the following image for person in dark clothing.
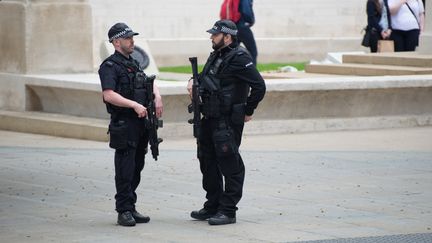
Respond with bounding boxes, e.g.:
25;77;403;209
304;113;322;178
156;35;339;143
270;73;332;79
366;0;392;52
220;0;258;65
98;22;163;227
187;19;266;225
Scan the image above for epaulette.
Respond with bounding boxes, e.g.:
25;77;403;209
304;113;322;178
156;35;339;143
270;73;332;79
236;46;249;56
105;61;114;67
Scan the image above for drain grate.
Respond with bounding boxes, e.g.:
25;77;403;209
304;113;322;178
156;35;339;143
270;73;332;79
290;233;432;243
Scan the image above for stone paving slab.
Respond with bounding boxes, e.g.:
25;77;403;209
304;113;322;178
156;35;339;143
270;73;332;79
290;233;432;243
0;128;432;242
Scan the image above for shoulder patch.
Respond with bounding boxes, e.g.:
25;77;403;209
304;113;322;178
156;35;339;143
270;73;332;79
245;62;254;67
105;61;114;67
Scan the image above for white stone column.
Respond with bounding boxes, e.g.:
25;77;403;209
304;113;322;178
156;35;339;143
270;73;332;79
0;0;93;74
419;1;432;53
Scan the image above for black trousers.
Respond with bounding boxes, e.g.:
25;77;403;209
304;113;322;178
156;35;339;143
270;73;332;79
237;25;258;65
114;117;148;213
197;118;245;218
390;29;420;52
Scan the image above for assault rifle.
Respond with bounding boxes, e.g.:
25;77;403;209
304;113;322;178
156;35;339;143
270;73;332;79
141;74;163;161
188;57;201;141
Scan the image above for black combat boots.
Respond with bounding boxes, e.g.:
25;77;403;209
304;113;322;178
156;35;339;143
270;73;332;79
208;212;236;225
131;210;150;223
190;208;217;220
117;211;136;226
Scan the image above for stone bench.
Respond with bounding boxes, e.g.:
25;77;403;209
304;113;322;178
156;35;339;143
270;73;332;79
1;72;432;140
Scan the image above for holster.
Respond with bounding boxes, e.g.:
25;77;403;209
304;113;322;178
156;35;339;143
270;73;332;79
108;120;128;149
212;127;238;157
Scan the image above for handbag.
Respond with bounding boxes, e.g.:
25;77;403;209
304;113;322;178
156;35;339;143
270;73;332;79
378;40;394;52
361;27;371;47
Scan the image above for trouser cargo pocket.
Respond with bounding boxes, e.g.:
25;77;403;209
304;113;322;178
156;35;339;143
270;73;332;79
108;120;128;149
212;128;238;157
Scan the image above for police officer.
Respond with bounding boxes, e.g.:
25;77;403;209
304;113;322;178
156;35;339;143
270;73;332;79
187;19;266;225
98;23;163;227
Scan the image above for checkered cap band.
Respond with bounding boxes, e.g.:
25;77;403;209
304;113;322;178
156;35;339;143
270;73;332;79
109;28;133;42
220;26;238;35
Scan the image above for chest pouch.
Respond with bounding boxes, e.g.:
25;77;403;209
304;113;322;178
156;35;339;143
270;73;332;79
133;72;147;105
201;75;221;118
115;69;135;100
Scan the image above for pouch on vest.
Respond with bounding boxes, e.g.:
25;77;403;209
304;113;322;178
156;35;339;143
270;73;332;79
201;75;221;118
212;128;238;157
108;120;128;149
133;72;148;105
202;94;221;118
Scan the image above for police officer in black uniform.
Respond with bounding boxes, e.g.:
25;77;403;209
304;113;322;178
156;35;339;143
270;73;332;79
187;19;266;225
98;23;163;227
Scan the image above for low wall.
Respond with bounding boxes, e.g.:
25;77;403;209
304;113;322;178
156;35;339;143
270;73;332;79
1;73;432;137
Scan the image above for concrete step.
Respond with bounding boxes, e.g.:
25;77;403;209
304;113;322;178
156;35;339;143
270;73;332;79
0;110;194;141
305;63;432;76
261;71;343;79
2;110;432;142
342;52;432;68
0;110;109;141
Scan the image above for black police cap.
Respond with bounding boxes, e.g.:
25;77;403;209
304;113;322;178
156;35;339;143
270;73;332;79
207;19;238;36
108;23;139;42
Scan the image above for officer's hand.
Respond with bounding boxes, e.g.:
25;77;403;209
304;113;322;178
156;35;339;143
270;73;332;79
187;78;193;99
245;115;252;122
154;95;163;118
132;102;147;118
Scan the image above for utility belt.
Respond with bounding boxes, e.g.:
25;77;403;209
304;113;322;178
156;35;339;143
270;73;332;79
108;109;146;150
110;108;139;120
202;102;246;126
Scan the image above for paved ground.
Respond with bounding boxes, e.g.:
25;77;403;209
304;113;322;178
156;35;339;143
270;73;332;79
1;127;432;242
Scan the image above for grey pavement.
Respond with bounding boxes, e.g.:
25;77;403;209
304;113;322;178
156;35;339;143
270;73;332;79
1;127;432;242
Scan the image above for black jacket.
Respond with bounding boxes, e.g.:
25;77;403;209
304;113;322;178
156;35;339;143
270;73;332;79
366;0;392;33
201;42;265;116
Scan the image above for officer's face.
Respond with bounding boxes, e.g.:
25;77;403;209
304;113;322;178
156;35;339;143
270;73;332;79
114;36;135;55
210;33;226;50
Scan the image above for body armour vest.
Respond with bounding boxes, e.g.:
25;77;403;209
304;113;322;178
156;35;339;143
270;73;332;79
199;45;249;118
103;54;148;114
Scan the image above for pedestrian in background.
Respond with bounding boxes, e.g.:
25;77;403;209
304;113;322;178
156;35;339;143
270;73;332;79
388;0;425;51
366;0;392;52
220;0;258;65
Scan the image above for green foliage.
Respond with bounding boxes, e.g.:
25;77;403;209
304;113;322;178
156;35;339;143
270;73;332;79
256;62;306;72
159;65;204;74
159;62;306;74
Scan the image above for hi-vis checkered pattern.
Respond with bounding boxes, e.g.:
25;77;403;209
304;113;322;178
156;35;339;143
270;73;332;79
109;28;133;42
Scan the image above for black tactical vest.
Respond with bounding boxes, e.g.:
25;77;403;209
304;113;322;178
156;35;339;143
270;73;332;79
103;54;148;114
199;46;247;118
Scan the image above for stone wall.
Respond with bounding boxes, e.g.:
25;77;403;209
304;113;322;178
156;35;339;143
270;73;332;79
0;0;93;74
419;0;432;54
89;0;368;67
1;0;430;73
